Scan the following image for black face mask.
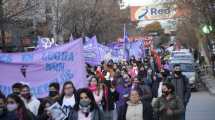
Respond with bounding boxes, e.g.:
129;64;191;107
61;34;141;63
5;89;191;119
162;91;170;96
22;93;31;100
13;92;20;95
161;72;168;77
175;71;182;75
49;91;58;97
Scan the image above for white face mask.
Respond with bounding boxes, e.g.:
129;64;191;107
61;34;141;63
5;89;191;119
148;69;152;73
133;66;138;69
110;88;115;92
7;104;18;112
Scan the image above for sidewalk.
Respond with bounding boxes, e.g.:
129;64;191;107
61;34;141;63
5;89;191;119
200;67;215;95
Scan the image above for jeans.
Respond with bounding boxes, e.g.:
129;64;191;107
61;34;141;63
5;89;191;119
181;111;186;120
102;110;118;120
181;105;187;120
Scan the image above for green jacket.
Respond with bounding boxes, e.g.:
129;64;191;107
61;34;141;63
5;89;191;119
153;95;184;120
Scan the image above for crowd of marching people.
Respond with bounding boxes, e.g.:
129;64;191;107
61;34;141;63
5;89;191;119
0;50;191;120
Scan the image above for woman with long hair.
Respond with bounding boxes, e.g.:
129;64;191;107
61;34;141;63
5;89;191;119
68;88;101;120
58;81;77;116
6;94;36;120
37;99;55;120
88;77;103;109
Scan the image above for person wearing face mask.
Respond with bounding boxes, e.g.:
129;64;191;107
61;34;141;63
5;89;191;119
167;64;191;120
6;94;36;120
68;88;101;120
45;82;60;103
128;63;138;79
59;81;77;116
88;77;103;110
12;83;23;95
157;68;171;98
20;84;40;116
153;83;184;120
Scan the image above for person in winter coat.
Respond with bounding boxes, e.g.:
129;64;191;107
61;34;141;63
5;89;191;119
20;84;40;116
151;73;161;98
117;88;153;120
67;88;101;120
37;99;55;120
153;82;184;120
167;64;191;120
0;92;18;120
45;82;60;103
7;94;36;120
101;80;119;120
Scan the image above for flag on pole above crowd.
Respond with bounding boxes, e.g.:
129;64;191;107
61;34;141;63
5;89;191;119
69;34;74;41
123;24;129;60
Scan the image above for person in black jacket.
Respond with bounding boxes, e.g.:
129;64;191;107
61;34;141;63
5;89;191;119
6;94;36;120
37;99;55;120
118;88;153;120
0;92;18;120
166;64;191;120
102;80;119;120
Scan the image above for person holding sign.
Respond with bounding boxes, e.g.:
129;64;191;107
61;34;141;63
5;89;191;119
37;99;55;120
58;81;77;116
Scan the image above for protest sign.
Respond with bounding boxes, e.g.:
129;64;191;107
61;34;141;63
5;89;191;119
0;39;87;96
47;102;67;120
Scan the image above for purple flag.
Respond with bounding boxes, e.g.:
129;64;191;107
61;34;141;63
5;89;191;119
36;37;57;50
123;24;129;60
0;39;87;97
129;40;145;59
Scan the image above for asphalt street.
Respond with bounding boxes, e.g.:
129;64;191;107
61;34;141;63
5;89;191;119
186;85;215;120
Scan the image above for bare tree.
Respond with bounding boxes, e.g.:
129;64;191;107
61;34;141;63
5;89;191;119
172;0;215;63
0;0;40;51
44;0;129;43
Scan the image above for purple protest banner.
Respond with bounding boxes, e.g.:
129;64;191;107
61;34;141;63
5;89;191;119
97;44;113;61
0;39;87;97
83;36;101;65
